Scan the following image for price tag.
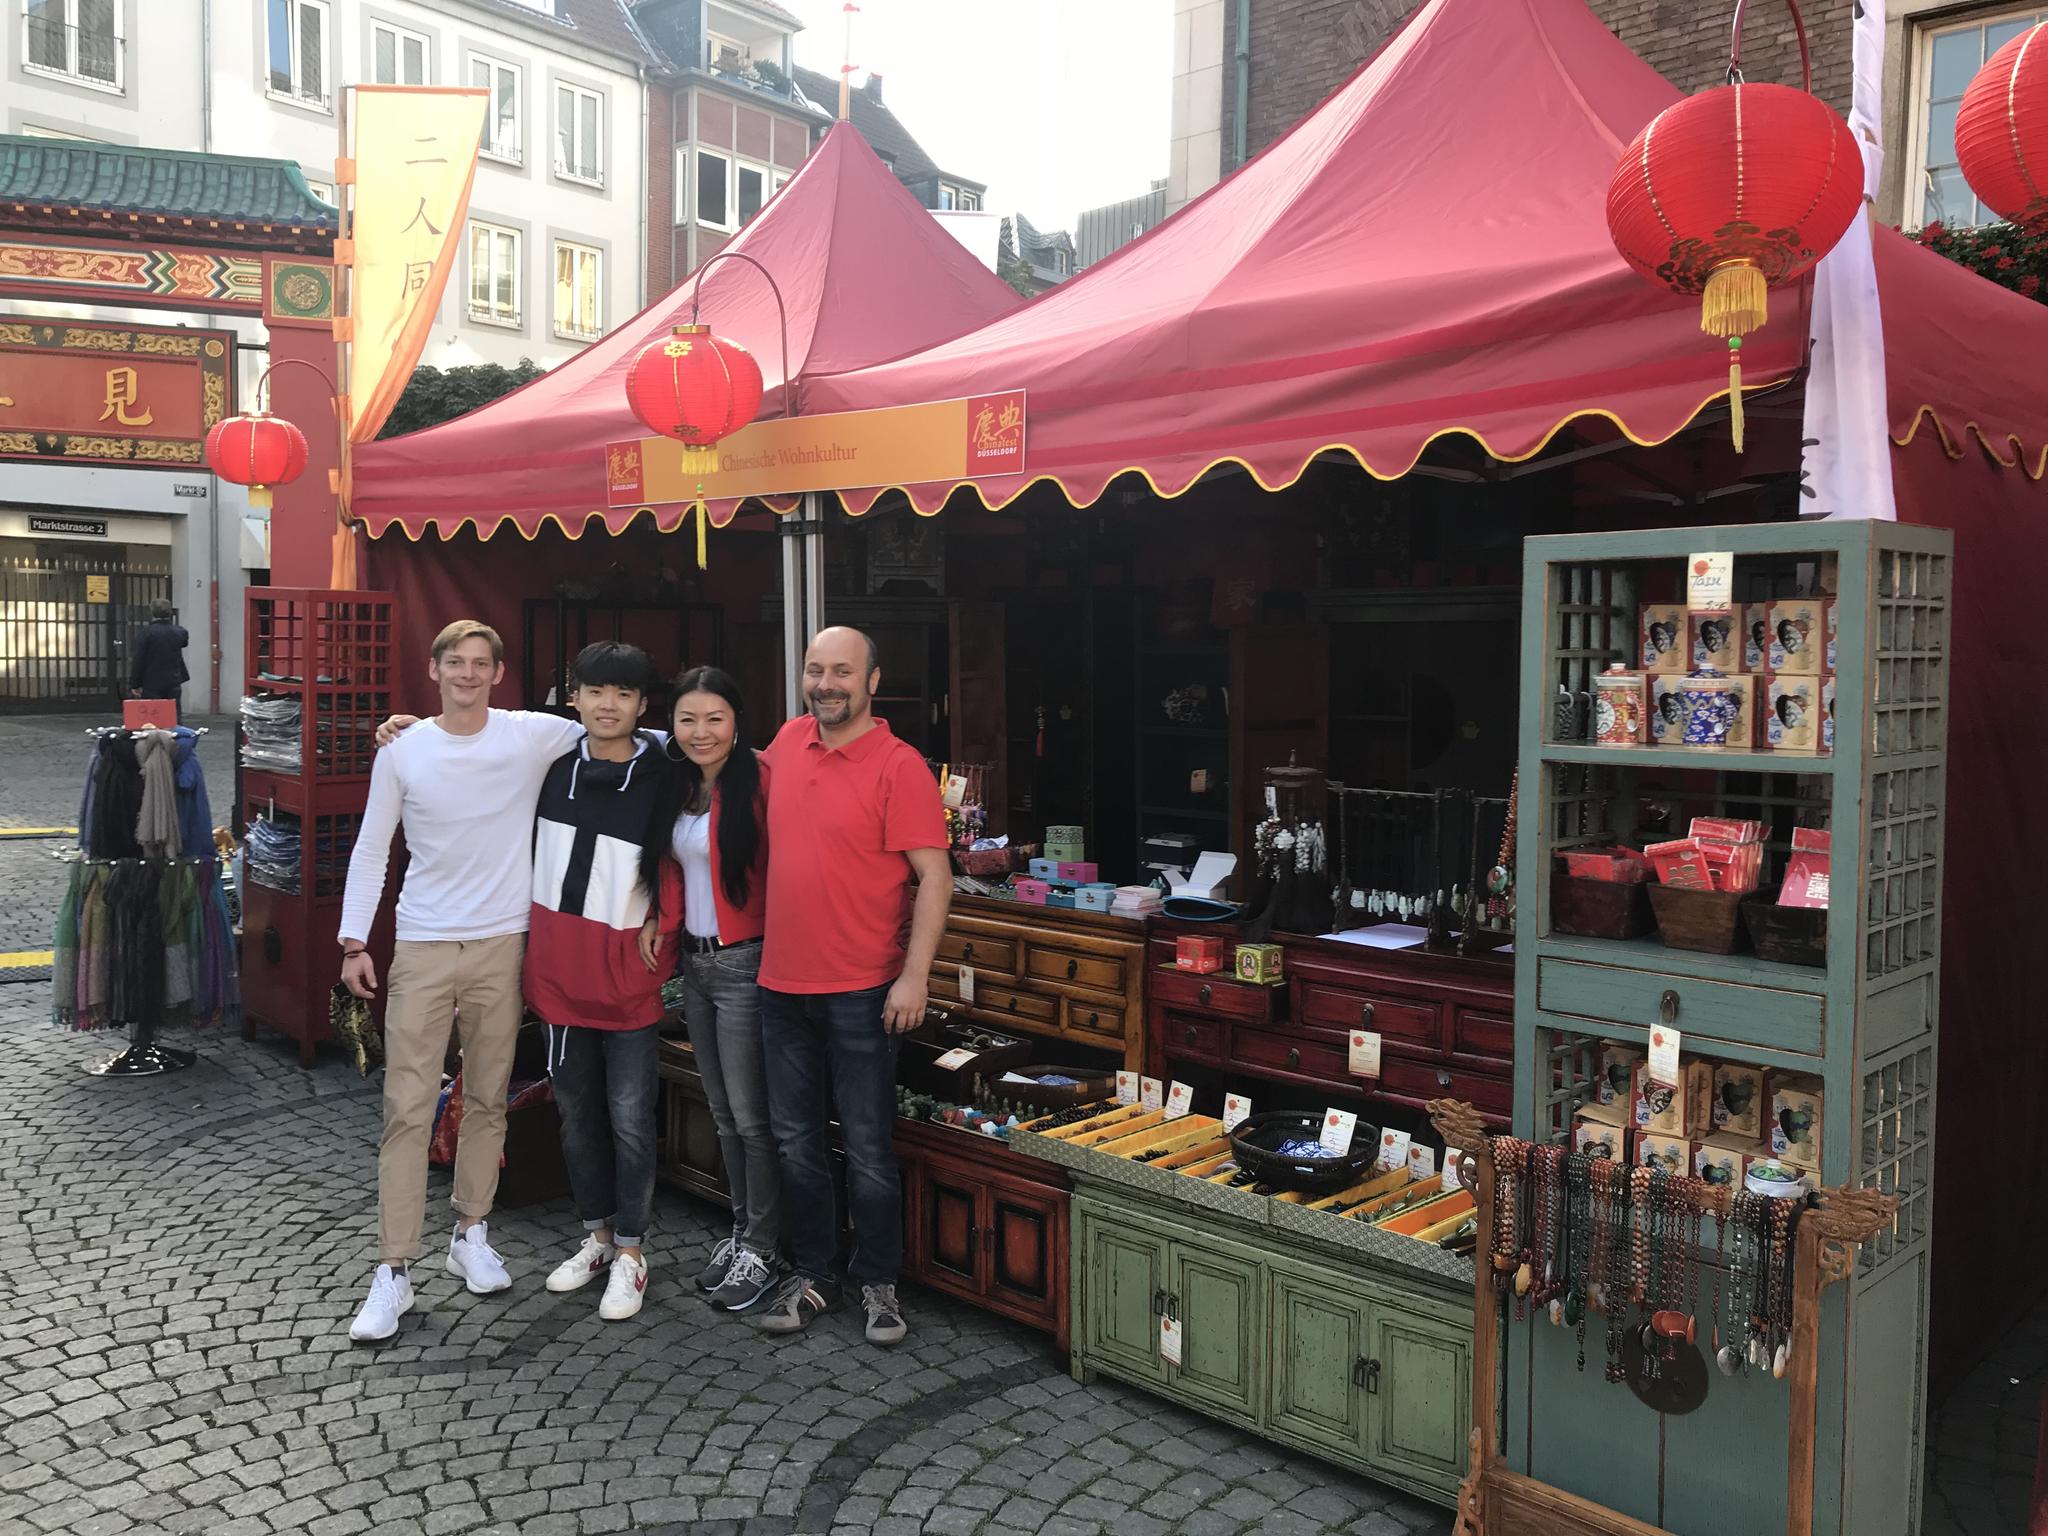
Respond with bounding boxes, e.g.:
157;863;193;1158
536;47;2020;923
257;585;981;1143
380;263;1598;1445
958;965;976;1005
933;1047;978;1071
1320;1108;1358;1156
1442;1148;1466;1192
1222;1093;1252;1133
1687;550;1734;610
1407;1144;1438;1183
1160;1312;1183;1366
1164;1081;1194;1120
1116;1070;1139;1106
1348;1030;1382;1077
1648;1025;1682;1087
1265;786;1279;817
1378;1127;1413;1173
1190;768;1210;794
1140;1076;1165;1112
943;774;969;809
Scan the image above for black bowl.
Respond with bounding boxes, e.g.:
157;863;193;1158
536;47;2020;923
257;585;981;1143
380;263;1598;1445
1228;1110;1382;1192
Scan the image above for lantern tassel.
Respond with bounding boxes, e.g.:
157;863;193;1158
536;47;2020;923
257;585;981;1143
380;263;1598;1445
1700;262;1768;339
694;496;709;570
1726;337;1745;455
250;485;273;511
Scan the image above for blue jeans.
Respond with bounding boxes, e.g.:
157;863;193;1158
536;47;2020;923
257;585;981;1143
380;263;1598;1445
547;1023;659;1248
760;984;901;1287
681;940;779;1258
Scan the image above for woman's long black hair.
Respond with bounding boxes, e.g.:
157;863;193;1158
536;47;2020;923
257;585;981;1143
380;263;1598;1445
642;666;762;912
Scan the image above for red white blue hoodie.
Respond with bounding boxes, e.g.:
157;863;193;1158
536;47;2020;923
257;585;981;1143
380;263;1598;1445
523;731;677;1031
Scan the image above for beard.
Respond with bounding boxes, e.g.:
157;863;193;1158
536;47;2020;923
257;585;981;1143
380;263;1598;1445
807;689;854;724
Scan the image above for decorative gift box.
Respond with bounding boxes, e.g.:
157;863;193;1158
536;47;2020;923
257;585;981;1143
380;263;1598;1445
1013;878;1051;905
1235;942;1285;985
1636;1133;1690;1177
1740;603;1773;673
1593;666;1646;746
1046;890;1077;910
1648;676;1690;744
1056;861;1099;884
1694;1133;1761;1189
1574;1113;1628;1162
1712;1062;1768;1138
1764;674;1822;753
1640;602;1687;675
1073;885;1117;913
1175;935;1227;973
1689;609;1740;672
1770;1073;1824;1171
1821;675;1836;753
1043;841;1085;865
1766;599;1831;675
1633;1058;1713;1137
1778;827;1831;909
1044;825;1084;848
1596;1046;1643;1108
1028;857;1060;881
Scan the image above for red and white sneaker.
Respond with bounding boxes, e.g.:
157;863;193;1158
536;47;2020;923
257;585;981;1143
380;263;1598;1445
599;1251;649;1321
545;1234;617;1294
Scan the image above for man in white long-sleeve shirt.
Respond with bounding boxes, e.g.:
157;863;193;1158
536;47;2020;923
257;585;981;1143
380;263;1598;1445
338;619;583;1343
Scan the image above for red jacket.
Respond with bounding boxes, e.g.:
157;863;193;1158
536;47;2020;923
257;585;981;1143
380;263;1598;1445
655;762;769;948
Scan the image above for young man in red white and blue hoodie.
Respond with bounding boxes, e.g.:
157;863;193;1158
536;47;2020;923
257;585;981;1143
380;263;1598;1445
525;642;680;1321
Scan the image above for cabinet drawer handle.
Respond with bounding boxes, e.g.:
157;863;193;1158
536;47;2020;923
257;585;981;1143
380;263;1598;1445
1437;1069;1452;1089
963;942;975;960
1198;984;1212;1006
1167;1292;1180;1322
1660;989;1680;1025
982;1228;994;1253
1067;958;1079;979
966;1222;978;1247
1360;1002;1375;1027
1184;1024;1198;1045
1287;1047;1301;1068
1152;1288;1166;1316
1084;1012;1100;1029
1007;996;1019;1012
1353;1357;1381;1394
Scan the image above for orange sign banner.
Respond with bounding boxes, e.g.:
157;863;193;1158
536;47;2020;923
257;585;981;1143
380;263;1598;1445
0;321;232;467
606;390;1026;507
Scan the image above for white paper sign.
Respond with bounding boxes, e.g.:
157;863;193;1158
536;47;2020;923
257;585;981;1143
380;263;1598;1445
933;1047;978;1071
943;774;968;809
1407;1144;1438;1183
1160;1313;1183;1366
1164;1081;1193;1120
1688;551;1734;611
1115;1070;1139;1106
1140;1076;1164;1112
1320;1108;1358;1156
958;965;976;1005
1349;1030;1382;1077
1222;1093;1252;1133
1378;1127;1413;1173
1442;1148;1466;1193
1648;1025;1682;1088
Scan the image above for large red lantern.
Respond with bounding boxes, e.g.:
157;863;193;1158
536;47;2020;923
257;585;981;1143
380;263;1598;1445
1606;34;1863;452
1956;22;2048;233
205;412;310;510
624;324;763;567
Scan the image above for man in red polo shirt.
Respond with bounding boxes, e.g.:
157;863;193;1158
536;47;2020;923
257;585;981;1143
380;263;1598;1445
752;626;951;1345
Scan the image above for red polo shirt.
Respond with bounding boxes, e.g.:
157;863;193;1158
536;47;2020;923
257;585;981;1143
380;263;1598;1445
758;714;948;994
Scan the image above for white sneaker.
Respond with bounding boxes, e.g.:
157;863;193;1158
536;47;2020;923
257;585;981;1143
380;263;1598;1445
348;1264;414;1342
444;1221;512;1295
599;1252;649;1321
546;1234;617;1293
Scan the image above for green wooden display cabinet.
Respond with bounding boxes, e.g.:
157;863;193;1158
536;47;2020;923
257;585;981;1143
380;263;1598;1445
1013;1126;1476;1507
1512;520;1950;1536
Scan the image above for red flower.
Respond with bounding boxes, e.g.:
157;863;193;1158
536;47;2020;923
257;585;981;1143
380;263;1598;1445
1985;245;2006;260
1999;255;2018;269
2022;274;2042;297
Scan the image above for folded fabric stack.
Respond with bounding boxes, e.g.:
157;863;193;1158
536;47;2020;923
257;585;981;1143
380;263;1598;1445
245;813;303;894
240;694;303;773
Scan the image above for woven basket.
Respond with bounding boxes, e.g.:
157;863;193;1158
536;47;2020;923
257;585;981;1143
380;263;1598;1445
1228;1110;1382;1192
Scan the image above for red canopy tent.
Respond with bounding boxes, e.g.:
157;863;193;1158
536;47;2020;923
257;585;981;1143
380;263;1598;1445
351;122;1020;542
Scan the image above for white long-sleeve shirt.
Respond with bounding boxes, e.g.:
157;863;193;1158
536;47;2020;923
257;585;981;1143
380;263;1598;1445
338;710;585;945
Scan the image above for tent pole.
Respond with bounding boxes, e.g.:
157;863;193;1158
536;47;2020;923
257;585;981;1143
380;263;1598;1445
780;509;805;720
802;491;826;656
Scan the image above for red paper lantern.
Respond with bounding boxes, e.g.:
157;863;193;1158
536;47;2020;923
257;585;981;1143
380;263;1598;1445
625;324;763;476
205;412;309;510
1606;81;1863;450
1956;22;2048;233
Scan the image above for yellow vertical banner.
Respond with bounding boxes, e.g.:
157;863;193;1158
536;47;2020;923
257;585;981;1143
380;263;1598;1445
342;86;488;445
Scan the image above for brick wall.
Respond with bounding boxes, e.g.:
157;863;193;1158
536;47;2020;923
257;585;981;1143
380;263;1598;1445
1237;0;1853;166
646;85;679;298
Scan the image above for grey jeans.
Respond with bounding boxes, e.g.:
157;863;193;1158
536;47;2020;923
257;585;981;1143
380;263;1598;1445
681;939;779;1258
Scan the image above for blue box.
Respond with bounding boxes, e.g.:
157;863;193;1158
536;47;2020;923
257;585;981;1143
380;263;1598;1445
1074;887;1115;912
1028;857;1060;881
1046;890;1078;910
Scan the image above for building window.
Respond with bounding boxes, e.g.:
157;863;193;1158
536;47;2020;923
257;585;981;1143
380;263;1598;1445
696;148;732;229
554;240;603;340
20;123;103;140
555;82;603;185
266;0;330;109
938;185;957;210
22;0;122;89
1911;7;2048;228
371;20;428;86
468;221;521;325
304;177;335;203
1053;249;1069;276
707;30;750;71
470;54;523;164
737;161;767;223
959;191;980;212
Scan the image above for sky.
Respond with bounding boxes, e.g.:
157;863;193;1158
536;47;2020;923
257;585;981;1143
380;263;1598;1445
781;0;1172;231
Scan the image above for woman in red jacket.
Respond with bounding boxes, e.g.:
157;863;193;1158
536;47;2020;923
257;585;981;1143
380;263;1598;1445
637;666;778;1312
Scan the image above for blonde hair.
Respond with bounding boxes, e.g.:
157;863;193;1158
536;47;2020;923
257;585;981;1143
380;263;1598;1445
430;620;503;664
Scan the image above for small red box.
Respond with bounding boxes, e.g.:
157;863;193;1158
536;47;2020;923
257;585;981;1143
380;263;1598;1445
123;700;177;729
1013;878;1050;905
1056;861;1098;884
1175;935;1227;972
1558;846;1652;884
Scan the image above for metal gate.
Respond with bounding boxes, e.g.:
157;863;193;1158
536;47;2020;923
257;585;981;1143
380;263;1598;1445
0;552;174;714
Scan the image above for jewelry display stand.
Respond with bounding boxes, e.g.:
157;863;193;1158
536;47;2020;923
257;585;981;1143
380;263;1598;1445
1427;1099;1895;1536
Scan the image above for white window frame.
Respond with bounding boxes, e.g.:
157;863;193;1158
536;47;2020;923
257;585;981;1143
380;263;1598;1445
959;191;980;212
553;239;604;342
707;29;750;71
469;52;524;165
554;81;604;187
21;0;124;92
370;19;429;86
1907;5;2048;229
304;177;335;204
693;147;735;231
265;0;331;111
468;221;522;328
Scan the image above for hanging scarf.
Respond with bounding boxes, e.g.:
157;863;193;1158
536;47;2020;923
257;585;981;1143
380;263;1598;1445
133;729;180;857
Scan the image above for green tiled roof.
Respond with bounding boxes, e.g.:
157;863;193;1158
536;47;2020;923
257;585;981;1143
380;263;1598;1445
0;136;339;229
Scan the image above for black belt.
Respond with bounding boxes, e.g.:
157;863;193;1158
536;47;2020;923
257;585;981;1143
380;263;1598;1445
680;934;760;956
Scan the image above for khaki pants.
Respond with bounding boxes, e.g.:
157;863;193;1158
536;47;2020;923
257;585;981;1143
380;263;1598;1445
377;934;525;1264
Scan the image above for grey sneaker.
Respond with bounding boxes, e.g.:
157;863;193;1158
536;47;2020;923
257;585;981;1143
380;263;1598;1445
752;1273;834;1334
862;1283;907;1347
710;1247;778;1313
696;1232;739;1294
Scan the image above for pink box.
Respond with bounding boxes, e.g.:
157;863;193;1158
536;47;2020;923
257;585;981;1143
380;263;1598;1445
1056;861;1098;883
1013;878;1050;905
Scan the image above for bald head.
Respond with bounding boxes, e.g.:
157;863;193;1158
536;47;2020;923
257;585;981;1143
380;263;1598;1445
803;626;880;733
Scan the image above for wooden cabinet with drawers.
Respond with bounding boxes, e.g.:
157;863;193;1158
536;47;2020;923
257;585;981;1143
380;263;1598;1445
930;894;1150;1069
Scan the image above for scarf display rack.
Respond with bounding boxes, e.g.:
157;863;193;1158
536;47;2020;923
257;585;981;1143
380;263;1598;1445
59;725;236;1077
1424;1100;1896;1536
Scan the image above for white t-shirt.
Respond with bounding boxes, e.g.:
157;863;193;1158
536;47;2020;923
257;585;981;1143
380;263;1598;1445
673;810;720;939
339;709;585;944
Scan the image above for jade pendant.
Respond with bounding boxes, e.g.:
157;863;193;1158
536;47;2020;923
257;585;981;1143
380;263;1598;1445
1514;1261;1533;1297
1716;1344;1740;1377
1564;1289;1585;1326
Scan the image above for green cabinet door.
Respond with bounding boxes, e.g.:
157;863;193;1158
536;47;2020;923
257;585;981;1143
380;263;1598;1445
1366;1301;1473;1496
1166;1238;1264;1425
1077;1204;1168;1387
1268;1266;1372;1460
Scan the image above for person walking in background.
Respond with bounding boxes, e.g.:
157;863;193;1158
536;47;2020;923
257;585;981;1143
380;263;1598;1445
340;620;584;1343
750;626;952;1346
128;599;189;719
526;643;677;1323
638;666;778;1315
